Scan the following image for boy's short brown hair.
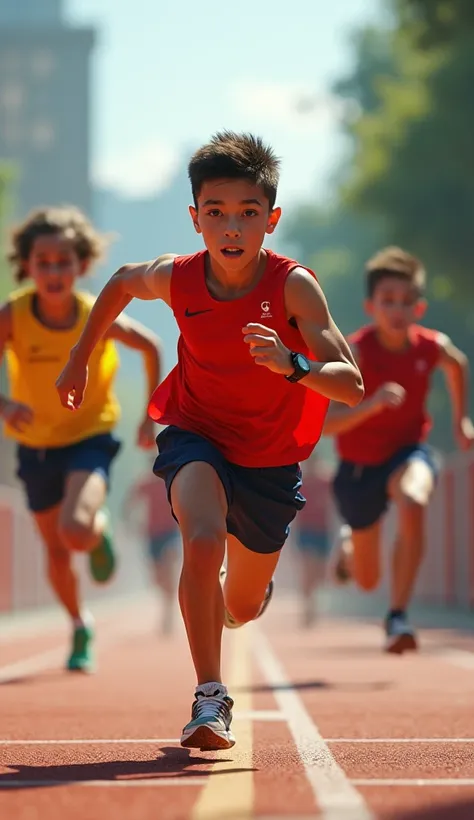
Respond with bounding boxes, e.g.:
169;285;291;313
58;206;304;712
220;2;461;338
188;131;280;210
365;246;426;298
8;205;109;282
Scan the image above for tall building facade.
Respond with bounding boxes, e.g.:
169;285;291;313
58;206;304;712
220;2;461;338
0;0;95;217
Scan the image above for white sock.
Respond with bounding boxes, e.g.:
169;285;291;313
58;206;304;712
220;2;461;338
195;681;228;698
73;610;94;629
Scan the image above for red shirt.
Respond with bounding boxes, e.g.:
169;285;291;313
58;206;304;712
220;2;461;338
148;249;329;467
297;470;333;532
131;477;177;537
336;324;442;465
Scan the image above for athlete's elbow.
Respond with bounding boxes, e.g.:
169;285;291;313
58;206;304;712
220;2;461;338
345;372;365;407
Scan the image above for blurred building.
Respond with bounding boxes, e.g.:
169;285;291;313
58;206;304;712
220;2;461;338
0;0;95;218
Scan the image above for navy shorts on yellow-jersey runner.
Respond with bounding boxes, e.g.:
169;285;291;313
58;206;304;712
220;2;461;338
16;433;121;513
333;443;439;531
153;425;306;555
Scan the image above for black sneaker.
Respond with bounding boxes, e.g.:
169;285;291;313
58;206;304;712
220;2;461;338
385;613;418;654
180;683;235;750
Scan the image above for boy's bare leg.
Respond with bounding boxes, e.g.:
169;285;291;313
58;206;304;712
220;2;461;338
223;534;279;625
171;461;227;685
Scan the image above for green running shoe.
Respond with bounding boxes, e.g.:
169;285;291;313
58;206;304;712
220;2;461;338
67;624;95;673
89;509;116;584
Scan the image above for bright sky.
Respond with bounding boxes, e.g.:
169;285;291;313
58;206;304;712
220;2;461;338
67;0;383;206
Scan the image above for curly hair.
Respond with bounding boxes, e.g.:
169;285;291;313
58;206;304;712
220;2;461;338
8;205;110;282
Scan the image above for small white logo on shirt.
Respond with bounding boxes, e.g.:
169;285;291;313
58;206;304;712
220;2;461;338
416;359;427;372
261;300;272;319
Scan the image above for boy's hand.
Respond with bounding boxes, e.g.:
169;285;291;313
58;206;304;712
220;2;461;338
0;399;33;431
56;353;89;410
371;382;406;413
455;416;474;451
137;416;156;450
242;324;293;375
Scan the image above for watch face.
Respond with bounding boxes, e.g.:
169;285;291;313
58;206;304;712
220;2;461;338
295;353;310;374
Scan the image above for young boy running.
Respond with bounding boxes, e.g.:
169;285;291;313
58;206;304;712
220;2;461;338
324;247;474;654
55;131;364;749
125;464;179;634
293;454;334;627
0;206;162;672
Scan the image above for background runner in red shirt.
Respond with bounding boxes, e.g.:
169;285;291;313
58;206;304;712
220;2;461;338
125;459;179;635
324;246;474;654
293;454;334;628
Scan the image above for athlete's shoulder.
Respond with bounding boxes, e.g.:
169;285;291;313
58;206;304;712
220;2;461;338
172;250;207;271
411;324;444;365
76;289;96;308
412;324;443;344
7;284;35;306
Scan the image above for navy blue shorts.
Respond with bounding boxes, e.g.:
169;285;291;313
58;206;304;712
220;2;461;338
153;426;305;555
148;532;178;562
296;529;331;558
333;443;439;531
17;433;121;513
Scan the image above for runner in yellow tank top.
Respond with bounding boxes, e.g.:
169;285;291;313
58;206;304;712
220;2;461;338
0;206;162;672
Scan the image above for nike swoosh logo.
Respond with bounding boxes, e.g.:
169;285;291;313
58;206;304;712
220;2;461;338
185;308;213;317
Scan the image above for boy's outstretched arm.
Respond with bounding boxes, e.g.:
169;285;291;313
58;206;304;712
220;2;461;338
322;382;406;436
56;255;175;410
243;267;364;406
438;333;474;450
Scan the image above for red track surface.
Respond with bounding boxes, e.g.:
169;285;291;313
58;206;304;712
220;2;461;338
1;592;474;819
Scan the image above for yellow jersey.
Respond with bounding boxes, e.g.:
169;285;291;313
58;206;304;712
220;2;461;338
4;286;121;448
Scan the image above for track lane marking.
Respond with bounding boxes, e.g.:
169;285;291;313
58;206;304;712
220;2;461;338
191;627;254;819
254;629;375;820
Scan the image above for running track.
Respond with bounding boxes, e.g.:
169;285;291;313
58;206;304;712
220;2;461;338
1;591;474;819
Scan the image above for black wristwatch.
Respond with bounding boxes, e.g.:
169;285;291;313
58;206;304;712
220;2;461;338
285;351;311;383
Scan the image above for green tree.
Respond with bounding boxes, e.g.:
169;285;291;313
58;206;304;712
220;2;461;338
282;6;474;452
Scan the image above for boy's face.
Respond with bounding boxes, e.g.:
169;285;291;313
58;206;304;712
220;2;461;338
189;178;281;270
25;234;87;304
365;276;426;338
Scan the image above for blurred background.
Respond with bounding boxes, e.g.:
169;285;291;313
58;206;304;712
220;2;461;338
1;0;473;615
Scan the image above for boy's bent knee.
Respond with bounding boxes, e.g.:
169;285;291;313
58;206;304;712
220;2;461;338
225;598;261;625
397;488;429;512
356;572;380;592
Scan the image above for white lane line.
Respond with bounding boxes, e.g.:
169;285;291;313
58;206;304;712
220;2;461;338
0;649;67;683
0;738;180;746
351;779;474;787
429;646;474;670
326;738;474;744
0;615;153;684
0;778;205;789
253;630;375;820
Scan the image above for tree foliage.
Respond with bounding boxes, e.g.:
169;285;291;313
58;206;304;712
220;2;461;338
282;0;474;452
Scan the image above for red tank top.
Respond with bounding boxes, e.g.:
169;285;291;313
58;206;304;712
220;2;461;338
336;324;441;465
148;249;329;467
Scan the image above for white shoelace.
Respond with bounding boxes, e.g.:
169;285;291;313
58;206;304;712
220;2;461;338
192;695;230;722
